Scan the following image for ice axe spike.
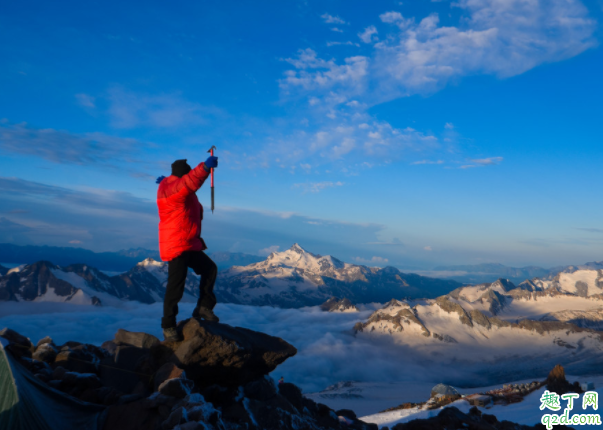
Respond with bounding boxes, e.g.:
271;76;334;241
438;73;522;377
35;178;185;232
207;145;216;213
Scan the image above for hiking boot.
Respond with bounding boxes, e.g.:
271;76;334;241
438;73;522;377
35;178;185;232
193;307;220;323
162;327;183;342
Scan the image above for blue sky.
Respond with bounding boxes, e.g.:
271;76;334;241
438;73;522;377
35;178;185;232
1;0;602;269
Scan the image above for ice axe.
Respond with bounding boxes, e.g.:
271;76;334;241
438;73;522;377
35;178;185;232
208;145;216;213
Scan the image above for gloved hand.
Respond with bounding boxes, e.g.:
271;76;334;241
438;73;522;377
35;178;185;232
203;156;218;172
156;176;166;184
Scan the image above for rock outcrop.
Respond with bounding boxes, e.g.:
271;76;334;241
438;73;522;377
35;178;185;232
1;321;377;430
391;406;575;430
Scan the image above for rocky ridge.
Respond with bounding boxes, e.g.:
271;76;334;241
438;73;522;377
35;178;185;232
0;321;377;430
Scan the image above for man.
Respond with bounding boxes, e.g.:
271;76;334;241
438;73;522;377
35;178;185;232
156;156;219;341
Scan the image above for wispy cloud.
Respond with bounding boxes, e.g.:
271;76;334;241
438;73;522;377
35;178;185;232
460;156;503;169
576;228;603;234
353;256;389;265
0;121;146;166
75;93;96;108
358;26;378;44
412;160;444;165
258;245;280;256
285;1;596;102
321;13;348;25
107;87;221;129
293;181;344;194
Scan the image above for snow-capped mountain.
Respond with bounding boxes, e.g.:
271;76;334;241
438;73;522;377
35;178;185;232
214;244;461;308
0;259;200;305
355;268;603;378
320;297;359;313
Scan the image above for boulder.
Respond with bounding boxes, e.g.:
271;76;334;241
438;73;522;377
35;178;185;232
36;336;53;348
0;327;33;349
115;329;161;350
33;343;58;363
158;378;194;399
154;363;185;391
244;377;277;401
161;406;188;430
278;382;304;412
99;345;152;395
165;318;297;387
430;383;459;398
54;348;98;373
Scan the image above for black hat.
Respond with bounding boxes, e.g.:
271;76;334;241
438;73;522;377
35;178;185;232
171;159;191;178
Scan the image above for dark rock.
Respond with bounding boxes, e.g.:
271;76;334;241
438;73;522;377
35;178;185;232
0;328;34;357
158;378;194;399
115;329;161;349
161;406;188;430
35;372;51;382
547;364;583;395
63;372;102;389
336;408;358;420
154;362;185;391
278;382;304;412
52;366;67;380
33;343;58;363
166;318;297;387
391;406;575;430
36;336;53;347
99;345;152;394
102;398;164;430
54;348;98;373
244;377;277;401
174;422;204;430
101;340;118;355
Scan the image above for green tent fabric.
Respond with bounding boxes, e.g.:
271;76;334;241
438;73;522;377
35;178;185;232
0;337;106;430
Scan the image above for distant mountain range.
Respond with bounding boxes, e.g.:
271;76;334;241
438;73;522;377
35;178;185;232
0;244;461;307
0;243;262;272
355;267;603;379
216;244;461;307
427;261;603;284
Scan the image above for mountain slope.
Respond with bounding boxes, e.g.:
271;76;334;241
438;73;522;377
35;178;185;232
215;244;461;307
0;243;263;272
0;259;200;305
354;269;603;379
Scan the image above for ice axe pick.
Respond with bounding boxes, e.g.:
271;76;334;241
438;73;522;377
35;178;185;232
208;145;216;213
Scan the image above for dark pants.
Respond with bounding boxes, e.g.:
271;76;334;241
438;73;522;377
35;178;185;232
162;250;218;329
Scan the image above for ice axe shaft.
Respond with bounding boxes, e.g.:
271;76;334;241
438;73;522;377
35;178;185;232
208;145;216;213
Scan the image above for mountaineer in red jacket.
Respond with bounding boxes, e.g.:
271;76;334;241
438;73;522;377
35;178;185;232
156;157;219;341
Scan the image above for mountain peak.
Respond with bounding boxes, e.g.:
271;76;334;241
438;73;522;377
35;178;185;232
289;243;307;253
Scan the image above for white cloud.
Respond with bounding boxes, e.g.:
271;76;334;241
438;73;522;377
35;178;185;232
371;0;596;97
424;246;432;251
445;122;454;129
411;160;444;165
331;27;344;33
379;11;414;29
285;1;596;103
293;181;344;194
321;13;347;25
75;93;96;108
107;87;220;129
353;256;390;265
281;49;368;93
326;41;360;47
460;156;503;168
471;156;503;166
258;245;280;256
358;26;378;44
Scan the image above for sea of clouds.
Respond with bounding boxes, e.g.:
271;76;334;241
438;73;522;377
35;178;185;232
1;302;600;397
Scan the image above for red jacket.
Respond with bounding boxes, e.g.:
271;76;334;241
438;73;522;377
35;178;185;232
157;162;210;261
